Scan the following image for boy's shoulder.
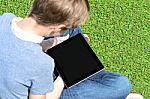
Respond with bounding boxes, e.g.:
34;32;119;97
0;12;16;23
0;12;16;17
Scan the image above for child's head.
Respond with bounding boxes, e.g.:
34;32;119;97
28;0;90;28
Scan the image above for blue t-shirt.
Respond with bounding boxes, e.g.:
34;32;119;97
0;13;54;99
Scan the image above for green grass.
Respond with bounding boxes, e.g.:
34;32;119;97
84;0;150;98
0;0;150;98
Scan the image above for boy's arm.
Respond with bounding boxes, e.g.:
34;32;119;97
29;76;64;99
46;76;64;99
29;94;46;99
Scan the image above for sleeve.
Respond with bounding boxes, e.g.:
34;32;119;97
30;59;55;95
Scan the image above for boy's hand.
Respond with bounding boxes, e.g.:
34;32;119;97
83;34;90;43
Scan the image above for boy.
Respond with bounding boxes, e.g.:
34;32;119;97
0;0;131;99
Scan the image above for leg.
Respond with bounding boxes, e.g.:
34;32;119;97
60;70;131;99
64;26;90;42
64;26;83;37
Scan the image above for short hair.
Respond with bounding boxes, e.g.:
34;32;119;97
28;0;90;28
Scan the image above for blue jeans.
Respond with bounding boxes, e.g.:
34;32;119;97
59;27;131;99
60;70;131;99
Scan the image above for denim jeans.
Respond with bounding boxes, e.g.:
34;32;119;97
60;70;131;99
59;27;131;99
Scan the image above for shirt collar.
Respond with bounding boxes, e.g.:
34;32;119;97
11;17;44;43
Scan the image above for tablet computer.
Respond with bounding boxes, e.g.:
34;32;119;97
47;33;104;88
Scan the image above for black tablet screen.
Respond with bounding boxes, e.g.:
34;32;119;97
47;34;104;88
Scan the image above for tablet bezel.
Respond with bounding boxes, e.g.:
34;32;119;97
47;33;104;88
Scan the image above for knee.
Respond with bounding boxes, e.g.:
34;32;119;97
114;73;131;97
67;26;83;37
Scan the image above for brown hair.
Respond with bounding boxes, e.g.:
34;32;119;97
28;0;90;28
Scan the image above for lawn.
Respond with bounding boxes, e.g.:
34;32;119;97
0;0;150;98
